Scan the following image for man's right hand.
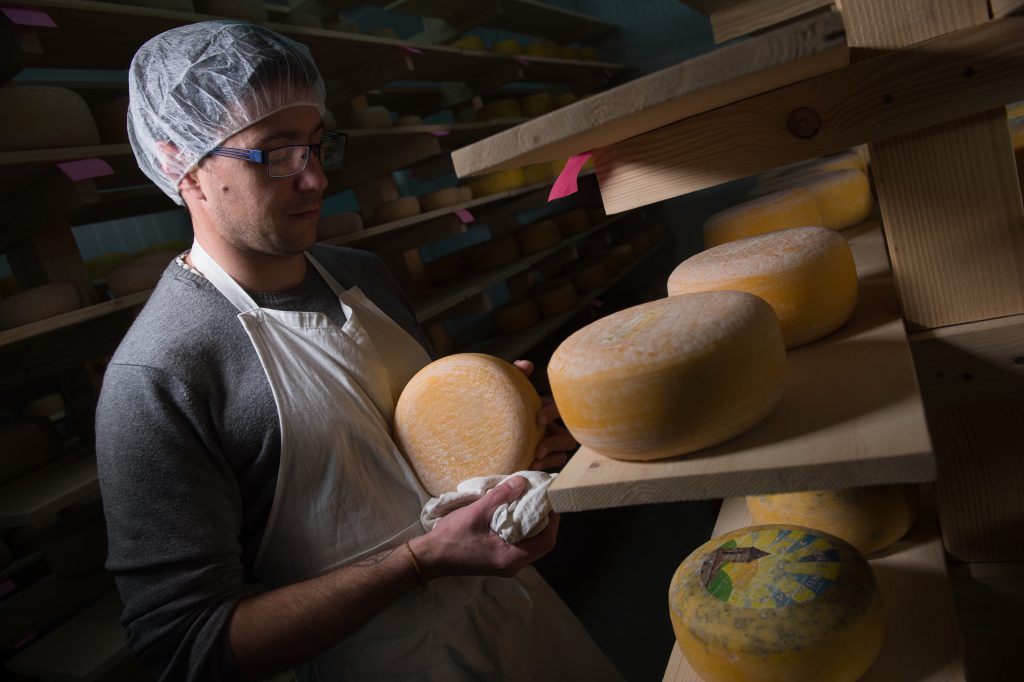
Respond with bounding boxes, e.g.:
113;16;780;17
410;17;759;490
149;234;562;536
408;476;560;581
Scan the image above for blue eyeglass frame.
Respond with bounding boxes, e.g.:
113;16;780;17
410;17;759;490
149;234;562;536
207;130;347;177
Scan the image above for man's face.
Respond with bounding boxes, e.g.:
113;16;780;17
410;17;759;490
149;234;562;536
190;105;328;258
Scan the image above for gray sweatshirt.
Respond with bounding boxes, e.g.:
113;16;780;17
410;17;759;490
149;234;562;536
95;244;434;681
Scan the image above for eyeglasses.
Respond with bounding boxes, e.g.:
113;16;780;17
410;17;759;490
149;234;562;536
208;131;346;178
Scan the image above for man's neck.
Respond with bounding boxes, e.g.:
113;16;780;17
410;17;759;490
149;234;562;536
188;239;308;293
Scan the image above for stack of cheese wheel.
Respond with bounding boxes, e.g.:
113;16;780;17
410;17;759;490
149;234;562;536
556;45;582;60
0;282;81;330
0;419;62;486
107;251;177;297
467;168;525;197
759;170;873;231
669;524;885;682
555;208;590;237
424;250;470;287
668;227;859;348
703;187;822;248
515;219;561;255
372;196;421;225
394;353;543;495
194;0;267;20
746;485;918;555
349;106;393;128
42;501;108;578
452;36;486;50
318;212;363;240
420;187;462;212
548;291;786;460
566;258;609;293
492;299;541;334
521;93;554;117
554;93;579;109
492;39;522;55
578;47;598;61
0;85;101;151
525;41;559;57
532;278;578;317
470;235;521;270
479;99;523;121
752;150;867;197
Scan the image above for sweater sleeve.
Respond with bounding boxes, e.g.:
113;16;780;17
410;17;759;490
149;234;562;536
96;362;248;682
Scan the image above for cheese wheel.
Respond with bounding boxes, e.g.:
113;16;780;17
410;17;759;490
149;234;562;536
669;525;885;682
492;300;540;334
470;235;521;270
525;41;559;58
627;233;652;256
492;39;522;55
194;0;267;20
349;106;393;129
394;353;544;496
467;168;525;196
578;46;598;61
703;188;823;248
515;219;561;255
420;187;462;212
785;170;873;230
318;212;363;240
523;163;551;185
452;36;486;50
93;95;131;144
372;196;420;225
42;501;108;578
86;252;132;280
479;99;523;121
668;227;858;348
521;93;554;117
755;150;867;193
0;282;81;330
746;485;918;555
0;419;62;485
424;250;470;286
533;279;578;316
548;291;785;460
555;209;590;237
23;392;65;420
107;251;176;297
457;186;474;202
608;243;634;265
0;86;100;151
394;114;423;127
553;93;579;108
567;260;609;292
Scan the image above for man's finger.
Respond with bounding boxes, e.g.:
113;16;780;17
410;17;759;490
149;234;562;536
512;359;534;377
537;400;561;427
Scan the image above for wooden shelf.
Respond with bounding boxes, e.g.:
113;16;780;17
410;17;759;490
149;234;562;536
680;0;835;44
547;222;936;513
0;455;98;528
0;571;115;653
0;291;151;351
663;496;964;682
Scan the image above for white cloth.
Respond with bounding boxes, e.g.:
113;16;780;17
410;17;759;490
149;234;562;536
421;471;556;544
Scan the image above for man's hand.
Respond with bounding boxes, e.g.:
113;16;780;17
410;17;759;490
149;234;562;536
513;359;578;470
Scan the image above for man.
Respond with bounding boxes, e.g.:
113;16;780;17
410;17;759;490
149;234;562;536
96;20;622;682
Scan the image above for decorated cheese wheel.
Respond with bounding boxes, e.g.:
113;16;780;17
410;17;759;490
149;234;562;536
318;212;363;240
554;93;579;108
0;282;81;330
394;114;423;127
492;299;540;334
194;0;267;20
479;99;523;121
668;227;858;348
372;196;420;225
555;209;590;237
0;419;63;486
470;235;521;270
515;219;561;255
424;250;470;286
42;501;108;578
669;525;885;682
420;187;462;212
525;41;559;58
548;291;785;460
467;168;525;196
107;251;176;297
0;86;100;151
452;36;486;50
746;485;918;555
533;279;578;317
567;259;609;292
492;39;522;55
349;106;393;129
521;92;554;117
704;188;823;248
394;353;543;496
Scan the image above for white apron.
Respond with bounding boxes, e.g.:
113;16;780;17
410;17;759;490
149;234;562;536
189;241;623;682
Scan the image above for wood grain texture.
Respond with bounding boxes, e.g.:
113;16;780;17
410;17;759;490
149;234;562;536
451;12;848;177
548;224;936;512
711;0;835;44
663;497;964;681
839;0;988;61
592;15;1024;213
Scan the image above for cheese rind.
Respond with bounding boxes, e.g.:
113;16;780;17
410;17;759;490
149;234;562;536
0;282;81;329
554;209;590;237
0;86;101;151
420;187;462;212
704;188;822;248
492;300;540;334
548;291;786;460
670;524;885;682
668;226;858;348
521;92;554;117
372;196;420;225
515;219;561;254
467;168;525;196
394;353;544;496
533;279;578;316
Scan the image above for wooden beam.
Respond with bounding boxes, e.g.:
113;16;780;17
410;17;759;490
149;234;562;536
710;0;835;44
840;0;989;60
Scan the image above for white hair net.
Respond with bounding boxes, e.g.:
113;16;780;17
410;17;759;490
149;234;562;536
128;21;326;205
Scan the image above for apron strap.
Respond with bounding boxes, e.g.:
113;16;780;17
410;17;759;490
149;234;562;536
305;252;350;300
189;240;261;313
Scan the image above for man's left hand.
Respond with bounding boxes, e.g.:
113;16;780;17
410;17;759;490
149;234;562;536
513;360;578;471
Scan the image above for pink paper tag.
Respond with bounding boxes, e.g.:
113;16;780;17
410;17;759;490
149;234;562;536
548;152;592;201
0;7;57;27
401;45;424;55
57;158;114;181
429;129;450;137
455;209;475;223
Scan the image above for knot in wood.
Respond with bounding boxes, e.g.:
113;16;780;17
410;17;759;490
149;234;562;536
787;107;821;139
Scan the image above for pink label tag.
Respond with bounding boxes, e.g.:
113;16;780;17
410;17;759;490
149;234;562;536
57;158;114;181
1;7;57;27
401;45;424;55
429;129;450;137
548;152;592;201
455;209;475;223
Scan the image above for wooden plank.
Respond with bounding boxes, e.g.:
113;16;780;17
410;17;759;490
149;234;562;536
990;0;1024;17
710;0;835;44
548;224;936;512
840;0;989;61
0;291;150;350
0;572;115;653
451;12;848;177
663;497;964;681
0;456;99;528
592;15;1024;213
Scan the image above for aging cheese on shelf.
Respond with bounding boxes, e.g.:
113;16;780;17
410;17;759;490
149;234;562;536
23;392;65;420
86;252;132;280
492;39;522;55
0;419;62;485
523;163;552;185
753;150;867;196
792;170;873;231
0;86;101;151
467;168;525;196
457;186;474;202
567;259;609;292
107;251;177;297
420;187;462;212
670;525;885;682
111;1;196;10
451;36;486;50
515;219;561;254
0;282;81;330
521;92;554;117
746;485;918;555
317;211;363;240
394;353;543;496
479;99;523;121
394;115;423;127
554;93;579;108
555;208;590;237
533;278;578;317
348;106;393;129
93;95;131;144
470;235;521;270
668;227;858;348
549;291;785;460
525;41;559;58
703;188;823;248
372;196;420;225
492;299;541;334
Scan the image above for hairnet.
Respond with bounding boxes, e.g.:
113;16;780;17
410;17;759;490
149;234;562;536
127;21;326;205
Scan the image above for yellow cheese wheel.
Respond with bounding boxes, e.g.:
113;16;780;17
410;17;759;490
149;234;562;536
42;501;108;578
457;186;474;202
372;196;421;225
492;299;541;334
349;106;393;129
608;243;634;266
746;485;918;555
548;291;785;460
394;353;544;496
107;251;176;297
0;282;81;330
668;227;858;348
567;260;609;292
470;235;521;270
578;46;597;61
556;45;583;60
555;209;590;237
420;187;462;212
755;150;867;194
521;92;554;117
467;168;525;196
703;188;823;248
479;99;523;121
532;278;578;316
394;114;423;127
553;93;579;108
194;0;267;20
0;419;62;485
525;41;559;58
492;39;522;55
424;250;470;286
86;252;132;280
783;170;873;230
515;219;561;255
523;163;552;185
0;86;100;151
452;36;486;50
318;212;363;240
669;524;885;682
